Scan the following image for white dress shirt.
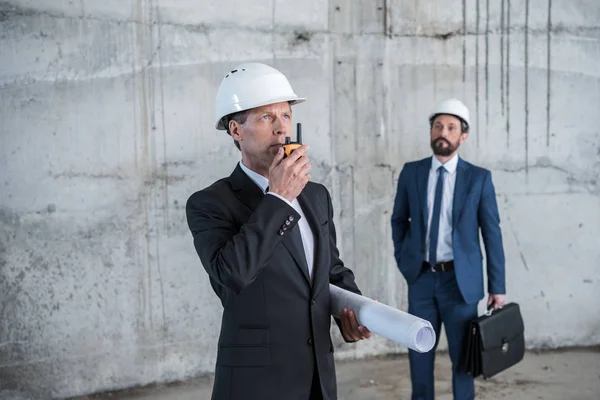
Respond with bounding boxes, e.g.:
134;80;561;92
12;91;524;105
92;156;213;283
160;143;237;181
239;161;315;278
425;154;459;263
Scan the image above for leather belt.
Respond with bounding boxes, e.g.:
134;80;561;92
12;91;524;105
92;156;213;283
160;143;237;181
423;260;455;272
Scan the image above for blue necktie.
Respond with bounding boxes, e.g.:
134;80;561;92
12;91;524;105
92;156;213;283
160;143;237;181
429;166;446;266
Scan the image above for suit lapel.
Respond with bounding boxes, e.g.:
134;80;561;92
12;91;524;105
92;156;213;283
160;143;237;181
231;164;317;286
297;189;326;240
416;158;432;232
280;226;311;286
230;164;266;212
452;158;471;226
297;190;327;291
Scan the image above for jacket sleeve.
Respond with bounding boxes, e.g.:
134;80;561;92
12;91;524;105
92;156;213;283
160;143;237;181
391;164;410;269
186;190;300;295
323;187;362;342
326;188;360;296
477;170;506;295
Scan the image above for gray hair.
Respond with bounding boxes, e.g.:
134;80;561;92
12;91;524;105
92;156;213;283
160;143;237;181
222;110;250;151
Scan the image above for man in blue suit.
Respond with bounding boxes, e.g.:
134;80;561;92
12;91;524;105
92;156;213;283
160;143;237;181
391;99;506;400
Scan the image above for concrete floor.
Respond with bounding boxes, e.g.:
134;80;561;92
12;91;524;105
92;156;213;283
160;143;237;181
67;347;599;400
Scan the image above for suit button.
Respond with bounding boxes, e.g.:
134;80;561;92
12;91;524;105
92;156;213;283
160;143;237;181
307;338;313;346
311;298;316;306
288;215;294;222
279;230;284;236
285;220;291;226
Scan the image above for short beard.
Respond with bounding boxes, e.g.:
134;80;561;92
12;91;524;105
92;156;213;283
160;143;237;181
430;137;459;156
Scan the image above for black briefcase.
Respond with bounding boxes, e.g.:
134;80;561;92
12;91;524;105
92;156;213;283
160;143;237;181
461;302;525;379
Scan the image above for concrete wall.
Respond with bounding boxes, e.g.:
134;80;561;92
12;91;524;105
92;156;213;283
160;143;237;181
1;0;598;398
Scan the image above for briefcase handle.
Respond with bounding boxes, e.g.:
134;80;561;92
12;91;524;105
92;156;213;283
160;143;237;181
484;305;503;317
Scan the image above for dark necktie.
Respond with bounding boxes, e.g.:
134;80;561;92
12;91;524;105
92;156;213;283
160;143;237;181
429;166;446;266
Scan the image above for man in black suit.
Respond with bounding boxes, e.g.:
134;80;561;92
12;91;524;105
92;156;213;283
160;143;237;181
186;63;371;400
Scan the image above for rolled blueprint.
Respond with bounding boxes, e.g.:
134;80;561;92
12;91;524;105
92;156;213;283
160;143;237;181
329;284;436;353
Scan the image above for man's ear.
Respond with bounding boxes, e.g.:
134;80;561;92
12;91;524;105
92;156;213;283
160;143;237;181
229;120;242;143
459;132;469;145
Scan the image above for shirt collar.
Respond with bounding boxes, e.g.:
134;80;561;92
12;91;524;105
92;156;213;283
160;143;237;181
239;161;269;193
431;153;459;174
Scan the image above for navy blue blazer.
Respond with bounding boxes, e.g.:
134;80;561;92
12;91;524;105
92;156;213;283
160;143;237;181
391;157;506;304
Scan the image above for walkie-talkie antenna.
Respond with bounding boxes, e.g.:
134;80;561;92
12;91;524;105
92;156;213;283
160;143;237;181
283;122;303;158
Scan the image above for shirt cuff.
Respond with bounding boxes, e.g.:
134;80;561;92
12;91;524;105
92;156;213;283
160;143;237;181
267;192;293;207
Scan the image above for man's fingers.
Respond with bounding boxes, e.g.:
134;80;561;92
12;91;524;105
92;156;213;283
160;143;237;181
340;309;351;339
272;147;284;166
284;151;310;174
495;297;505;309
358;326;372;339
296;155;310;169
269;148;285;175
341;310;359;341
287;156;310;179
344;313;359;341
341;309;372;341
497;295;506;308
348;310;361;337
357;326;366;339
488;295;506;310
285;144;309;164
299;161;311;176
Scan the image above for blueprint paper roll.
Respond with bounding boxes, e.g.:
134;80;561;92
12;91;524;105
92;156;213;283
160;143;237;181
329;284;436;353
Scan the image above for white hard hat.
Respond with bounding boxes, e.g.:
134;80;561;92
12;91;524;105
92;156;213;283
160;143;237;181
214;63;306;130
429;98;470;128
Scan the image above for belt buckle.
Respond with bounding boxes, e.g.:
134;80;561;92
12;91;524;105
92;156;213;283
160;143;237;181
430;261;446;272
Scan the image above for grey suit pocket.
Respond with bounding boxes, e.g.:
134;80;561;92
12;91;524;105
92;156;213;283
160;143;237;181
218;344;271;367
236;325;270;345
220;325;270;346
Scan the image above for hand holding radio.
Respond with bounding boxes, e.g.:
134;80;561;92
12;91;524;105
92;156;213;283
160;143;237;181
268;123;311;202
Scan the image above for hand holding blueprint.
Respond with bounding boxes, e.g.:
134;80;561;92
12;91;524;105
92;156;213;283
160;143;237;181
329;284;436;353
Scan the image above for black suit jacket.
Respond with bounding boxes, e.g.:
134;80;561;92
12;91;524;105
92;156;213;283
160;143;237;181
186;164;360;400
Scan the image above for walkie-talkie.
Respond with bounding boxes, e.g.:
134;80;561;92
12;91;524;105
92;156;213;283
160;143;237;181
283;123;303;158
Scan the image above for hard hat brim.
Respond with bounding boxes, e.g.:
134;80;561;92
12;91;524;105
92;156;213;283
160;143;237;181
215;96;306;130
428;112;470;128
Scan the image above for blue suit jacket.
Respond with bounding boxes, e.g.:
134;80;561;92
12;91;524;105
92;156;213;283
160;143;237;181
391;157;506;304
